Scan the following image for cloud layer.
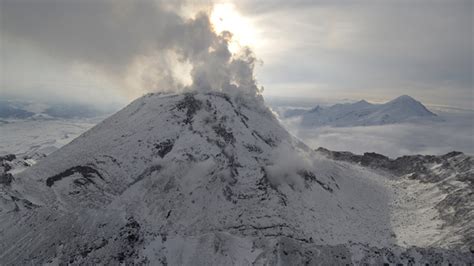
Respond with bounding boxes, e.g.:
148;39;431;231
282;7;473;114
280;109;474;158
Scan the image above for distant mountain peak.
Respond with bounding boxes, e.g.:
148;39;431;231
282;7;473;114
383;95;436;116
387;95;421;105
357;99;369;104
353;99;373;107
392;94;415;101
309;105;322;113
300;95;439;127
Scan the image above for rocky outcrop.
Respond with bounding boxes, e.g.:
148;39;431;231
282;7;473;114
317;147;474;252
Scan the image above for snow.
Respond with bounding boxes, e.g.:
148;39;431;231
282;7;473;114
0;118;98;157
315;148;474;252
0;91;472;264
296;95;439;128
387;174;470;249
279;107;474;157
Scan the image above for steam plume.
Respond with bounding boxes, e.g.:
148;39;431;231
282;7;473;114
0;0;261;98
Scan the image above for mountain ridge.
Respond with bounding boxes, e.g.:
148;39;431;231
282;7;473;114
281;95;440;127
316;147;473;251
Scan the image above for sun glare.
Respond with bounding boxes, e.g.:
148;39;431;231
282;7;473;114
210;3;259;53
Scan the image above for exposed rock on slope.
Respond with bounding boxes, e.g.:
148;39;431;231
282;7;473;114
317;147;474;252
0;153;39;184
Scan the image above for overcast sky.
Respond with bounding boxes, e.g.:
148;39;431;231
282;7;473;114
1;0;473;109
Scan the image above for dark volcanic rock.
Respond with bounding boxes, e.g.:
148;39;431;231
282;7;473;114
317;147;474;251
46;165;104;187
154;139;174;158
0;173;13;185
316;147;472;182
0;154;16;162
176;93;203;125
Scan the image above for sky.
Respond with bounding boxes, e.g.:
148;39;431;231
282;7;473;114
1;0;473;109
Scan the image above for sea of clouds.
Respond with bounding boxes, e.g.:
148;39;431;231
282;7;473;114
274;104;474;158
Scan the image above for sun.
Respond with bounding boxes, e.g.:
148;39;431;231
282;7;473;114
210;3;258;52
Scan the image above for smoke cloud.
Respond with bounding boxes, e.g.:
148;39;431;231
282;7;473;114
265;143;310;190
0;0;261;99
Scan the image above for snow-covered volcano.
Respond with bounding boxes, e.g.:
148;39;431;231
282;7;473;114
0;92;471;264
299;95;439;127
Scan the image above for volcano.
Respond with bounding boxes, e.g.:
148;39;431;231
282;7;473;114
0;91;471;264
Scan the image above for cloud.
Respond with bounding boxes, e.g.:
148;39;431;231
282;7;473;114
0;0;261;103
247;0;473;108
280;109;474;158
1;0;472;109
265;143;310;190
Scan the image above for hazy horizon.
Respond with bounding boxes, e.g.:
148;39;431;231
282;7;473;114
1;0;472;110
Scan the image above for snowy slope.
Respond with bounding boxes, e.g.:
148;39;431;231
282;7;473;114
0;92;471;264
0;119;98;158
299;95;439;127
0;99;114;120
317;148;474;251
